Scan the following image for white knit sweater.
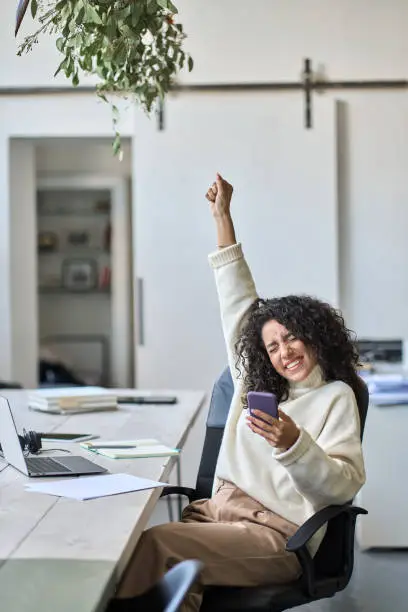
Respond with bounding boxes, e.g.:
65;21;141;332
209;243;366;555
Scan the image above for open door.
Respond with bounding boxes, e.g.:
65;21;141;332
133;94;338;390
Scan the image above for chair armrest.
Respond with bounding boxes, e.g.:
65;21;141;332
160;486;202;503
286;504;368;553
285;504;367;599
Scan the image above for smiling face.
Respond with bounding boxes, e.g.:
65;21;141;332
261;319;317;382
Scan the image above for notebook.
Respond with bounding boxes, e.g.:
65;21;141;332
28;386;118;414
80;438;179;459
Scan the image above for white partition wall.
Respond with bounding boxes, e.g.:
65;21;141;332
133;94;338;390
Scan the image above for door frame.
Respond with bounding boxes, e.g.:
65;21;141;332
37;173;134;388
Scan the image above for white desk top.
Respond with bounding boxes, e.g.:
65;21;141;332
0;389;205;612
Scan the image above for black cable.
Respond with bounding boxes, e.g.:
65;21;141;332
39;448;71;454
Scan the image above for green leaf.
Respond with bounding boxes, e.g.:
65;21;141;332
106;17;117;39
56;37;65;52
31;0;38;19
130;3;144;27
147;0;158;16
188;56;194;72
85;4;103;25
118;23;132;38
72;72;79;86
97;92;109;104
112;132;121;156
157;0;169;8
65;56;74;77
112;105;120;123
54;59;65;77
168;0;178;13
76;7;85;25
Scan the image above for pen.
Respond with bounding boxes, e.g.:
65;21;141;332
90;445;138;449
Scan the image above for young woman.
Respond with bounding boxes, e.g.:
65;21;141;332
113;174;366;612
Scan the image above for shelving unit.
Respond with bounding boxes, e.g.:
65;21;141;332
37;187;113;385
38;288;111;295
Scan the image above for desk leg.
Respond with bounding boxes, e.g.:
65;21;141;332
176;456;183;520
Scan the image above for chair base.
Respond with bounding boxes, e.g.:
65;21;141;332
201;581;334;612
106;590;164;612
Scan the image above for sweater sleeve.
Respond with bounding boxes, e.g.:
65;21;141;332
208;243;258;381
273;386;366;508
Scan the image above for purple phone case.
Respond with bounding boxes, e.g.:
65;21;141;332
247;391;278;419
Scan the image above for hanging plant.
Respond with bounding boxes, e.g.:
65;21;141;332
16;0;193;155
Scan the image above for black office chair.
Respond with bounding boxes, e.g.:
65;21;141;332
161;367;368;611
109;559;203;612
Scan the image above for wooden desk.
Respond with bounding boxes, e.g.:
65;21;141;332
0;389;205;612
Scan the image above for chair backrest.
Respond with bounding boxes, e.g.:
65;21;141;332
312;374;369;587
160;560;203;612
195;367;234;498
196;367;368;500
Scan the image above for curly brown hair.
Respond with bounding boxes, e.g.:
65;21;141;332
235;295;361;407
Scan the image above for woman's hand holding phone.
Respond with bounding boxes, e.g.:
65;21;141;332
246;391;300;451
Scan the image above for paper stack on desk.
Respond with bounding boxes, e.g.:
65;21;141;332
81;438;179;459
25;473;167;500
28;386;118;414
360;373;408;406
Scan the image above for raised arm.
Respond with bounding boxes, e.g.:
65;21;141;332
206;174;258;378
205;173;237;249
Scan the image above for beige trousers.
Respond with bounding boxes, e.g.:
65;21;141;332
117;480;302;611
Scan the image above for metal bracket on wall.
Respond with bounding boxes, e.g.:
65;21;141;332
156;58;408;130
1;58;407;131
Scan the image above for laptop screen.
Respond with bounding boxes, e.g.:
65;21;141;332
0;397;29;475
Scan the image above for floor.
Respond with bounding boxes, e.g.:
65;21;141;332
292;549;408;611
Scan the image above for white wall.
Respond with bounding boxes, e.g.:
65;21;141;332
133;94;338;392
3;1;408;85
1;0;408;383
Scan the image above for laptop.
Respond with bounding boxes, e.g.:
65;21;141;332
0;397;107;477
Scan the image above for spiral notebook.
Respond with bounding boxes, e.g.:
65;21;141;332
80;438;179;459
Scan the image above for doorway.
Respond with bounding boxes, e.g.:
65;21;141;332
10;137;134;388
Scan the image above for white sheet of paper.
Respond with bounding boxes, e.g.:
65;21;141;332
24;473;166;500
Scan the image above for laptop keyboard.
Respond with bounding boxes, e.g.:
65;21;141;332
26;457;71;474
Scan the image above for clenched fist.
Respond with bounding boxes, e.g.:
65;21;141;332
205;173;233;219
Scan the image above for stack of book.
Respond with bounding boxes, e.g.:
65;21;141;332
28;386;118;414
80;438;179;459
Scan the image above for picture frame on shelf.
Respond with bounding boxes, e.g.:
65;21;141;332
62;258;98;291
38;231;58;253
67;230;90;247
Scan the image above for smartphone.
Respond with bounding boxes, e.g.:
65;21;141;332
40;433;99;443
117;396;178;405
247;391;278;420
